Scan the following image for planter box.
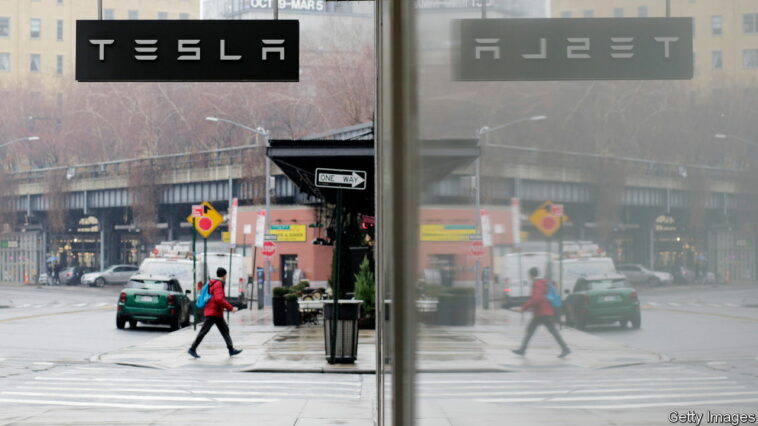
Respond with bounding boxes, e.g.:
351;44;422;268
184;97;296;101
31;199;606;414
285;300;300;326
272;296;287;326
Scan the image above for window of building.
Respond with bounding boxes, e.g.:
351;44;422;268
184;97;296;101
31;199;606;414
57;0;63;4
30;54;40;72
712;51;723;69
0;53;9;72
583;10;593;18
128;10;138;20
30;18;41;39
693;19;696;38
712;15;723;35
560;11;571;18
744;13;758;34
638;6;648;17
158;12;168;20
56;55;63;75
0;18;9;37
179;13;190;20
104;9;114;20
613;8;623;18
56;92;63;108
56;19;63;41
743;49;758;68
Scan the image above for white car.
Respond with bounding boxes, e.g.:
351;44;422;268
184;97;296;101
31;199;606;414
81;264;139;287
617;264;673;286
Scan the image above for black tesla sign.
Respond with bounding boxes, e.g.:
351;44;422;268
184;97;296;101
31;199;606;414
76;20;299;82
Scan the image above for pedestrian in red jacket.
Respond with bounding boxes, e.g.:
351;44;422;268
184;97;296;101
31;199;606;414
188;267;242;358
512;267;570;358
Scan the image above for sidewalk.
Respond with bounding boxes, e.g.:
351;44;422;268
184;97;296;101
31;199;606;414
94;306;665;373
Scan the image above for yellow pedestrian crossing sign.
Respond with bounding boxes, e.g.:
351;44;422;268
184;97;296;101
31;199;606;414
186;201;223;239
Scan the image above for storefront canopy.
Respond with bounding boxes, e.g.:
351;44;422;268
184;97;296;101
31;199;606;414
268;131;479;215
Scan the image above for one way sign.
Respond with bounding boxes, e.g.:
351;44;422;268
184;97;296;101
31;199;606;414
315;168;367;190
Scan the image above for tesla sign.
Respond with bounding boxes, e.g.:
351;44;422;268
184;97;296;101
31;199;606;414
455;18;693;81
76;20;299;82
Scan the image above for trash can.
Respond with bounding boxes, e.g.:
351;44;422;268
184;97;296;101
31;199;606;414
324;300;361;364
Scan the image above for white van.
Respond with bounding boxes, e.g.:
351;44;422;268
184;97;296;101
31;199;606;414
498;252;553;307
198;252;248;309
138;258;195;294
550;257;617;295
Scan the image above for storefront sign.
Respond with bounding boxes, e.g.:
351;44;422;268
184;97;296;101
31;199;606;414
76;20;299;82
420;224;476;242
270;224;307;242
456;18;693;81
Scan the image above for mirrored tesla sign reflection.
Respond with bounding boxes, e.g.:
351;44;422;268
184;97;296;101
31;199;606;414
455;18;693;81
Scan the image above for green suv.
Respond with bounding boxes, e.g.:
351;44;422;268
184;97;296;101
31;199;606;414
564;275;641;330
116;275;192;331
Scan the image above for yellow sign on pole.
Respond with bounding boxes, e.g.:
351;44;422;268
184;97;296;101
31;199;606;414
186;201;224;239
528;201;568;238
270;224;307;242
419;224;477;242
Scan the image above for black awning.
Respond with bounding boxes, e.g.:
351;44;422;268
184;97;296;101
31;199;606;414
267;137;479;215
268;139;375;214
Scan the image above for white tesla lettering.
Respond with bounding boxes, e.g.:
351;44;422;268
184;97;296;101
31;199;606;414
481;36;683;60
134;39;158;61
655;36;679;58
262;39;285;60
566;38;590;59
220;40;241;61
475;38;500;60
611;37;634;59
522;38;546;59
177;39;201;60
89;39;114;61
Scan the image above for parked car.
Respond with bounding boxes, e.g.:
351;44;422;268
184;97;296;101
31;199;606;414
60;266;94;286
81;264;139;287
116;275;192;330
617;264;673;286
563;275;641;330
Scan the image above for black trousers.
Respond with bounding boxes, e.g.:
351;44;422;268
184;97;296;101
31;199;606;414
518;316;569;352
191;316;234;351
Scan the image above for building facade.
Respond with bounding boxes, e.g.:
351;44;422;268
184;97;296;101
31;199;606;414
0;0;199;84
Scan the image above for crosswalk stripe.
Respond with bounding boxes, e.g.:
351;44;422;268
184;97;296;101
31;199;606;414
541;397;758;410
549;390;758;402
72;303;88;307
0;397;212;410
419;376;727;385
2;391;213;403
668;302;680;307
422;385;745;398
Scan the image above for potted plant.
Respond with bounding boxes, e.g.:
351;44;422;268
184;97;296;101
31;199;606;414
272;286;289;326
353;256;375;329
436;287;476;326
284;292;300;326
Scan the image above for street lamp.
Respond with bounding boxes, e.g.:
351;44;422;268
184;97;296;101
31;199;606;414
0;136;40;149
473;115;547;308
206;117;273;305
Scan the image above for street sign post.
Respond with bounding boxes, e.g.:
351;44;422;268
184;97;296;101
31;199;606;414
528;201;568;238
186;201;223;239
314;167;366;363
315;168;367;190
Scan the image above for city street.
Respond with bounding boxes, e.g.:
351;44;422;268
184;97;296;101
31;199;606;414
1;282;757;424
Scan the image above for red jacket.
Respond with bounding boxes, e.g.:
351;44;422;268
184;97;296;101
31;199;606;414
520;279;555;317
204;279;234;317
